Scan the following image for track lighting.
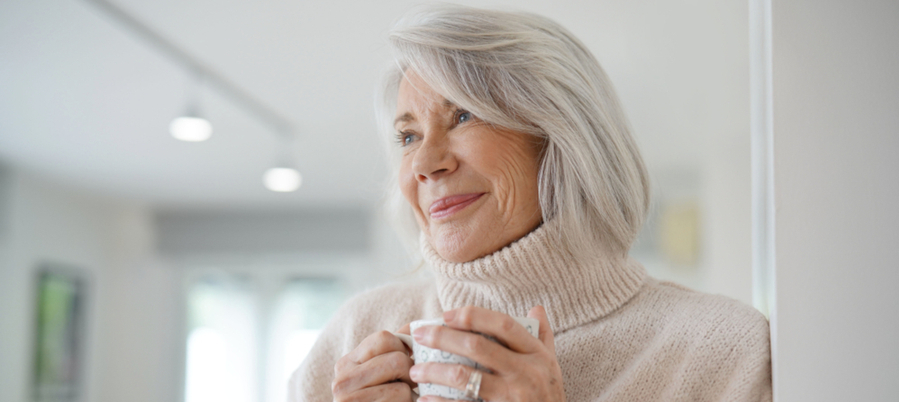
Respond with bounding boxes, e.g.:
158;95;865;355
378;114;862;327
87;0;303;192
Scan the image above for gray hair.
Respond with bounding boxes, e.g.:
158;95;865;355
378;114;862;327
376;4;649;260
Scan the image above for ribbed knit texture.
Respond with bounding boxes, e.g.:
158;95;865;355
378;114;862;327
423;221;646;334
289;223;772;401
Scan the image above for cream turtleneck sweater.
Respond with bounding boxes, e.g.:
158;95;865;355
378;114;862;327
289;223;771;401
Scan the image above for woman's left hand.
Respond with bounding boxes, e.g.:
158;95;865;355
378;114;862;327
409;305;566;402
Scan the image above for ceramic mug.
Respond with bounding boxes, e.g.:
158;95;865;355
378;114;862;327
392;316;539;401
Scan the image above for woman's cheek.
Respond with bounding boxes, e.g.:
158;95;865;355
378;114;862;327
495;172;519;221
490;155;531;218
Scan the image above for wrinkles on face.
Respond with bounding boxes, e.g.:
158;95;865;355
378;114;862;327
395;71;542;263
476;129;536;229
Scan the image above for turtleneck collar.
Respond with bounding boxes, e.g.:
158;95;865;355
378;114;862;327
421;221;647;334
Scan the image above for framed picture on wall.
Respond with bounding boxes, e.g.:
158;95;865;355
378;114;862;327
31;264;89;402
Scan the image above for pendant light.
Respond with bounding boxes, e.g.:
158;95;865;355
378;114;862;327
263;134;302;192
170;71;212;142
263;167;302;192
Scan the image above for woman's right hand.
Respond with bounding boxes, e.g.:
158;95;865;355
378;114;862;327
332;325;415;401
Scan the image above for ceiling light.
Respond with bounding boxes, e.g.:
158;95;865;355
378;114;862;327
263;167;302;192
171;72;212;142
170;116;212;142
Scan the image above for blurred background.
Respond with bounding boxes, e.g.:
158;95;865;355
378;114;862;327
0;0;894;402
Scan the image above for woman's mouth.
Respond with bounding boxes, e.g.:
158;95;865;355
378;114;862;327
429;193;485;219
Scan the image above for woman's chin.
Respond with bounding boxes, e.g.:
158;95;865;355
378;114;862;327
425;218;537;263
428;233;490;263
431;241;474;263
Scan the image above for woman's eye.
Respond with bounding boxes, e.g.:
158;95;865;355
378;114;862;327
456;111;472;124
398;132;417;147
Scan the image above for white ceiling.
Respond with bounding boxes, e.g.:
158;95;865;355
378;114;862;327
0;0;749;210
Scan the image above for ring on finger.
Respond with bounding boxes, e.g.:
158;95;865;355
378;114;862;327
463;369;482;401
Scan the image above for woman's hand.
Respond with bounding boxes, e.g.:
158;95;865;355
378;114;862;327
332;325;416;401
409;306;566;402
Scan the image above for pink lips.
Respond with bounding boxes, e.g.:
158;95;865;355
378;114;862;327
429;193;485;219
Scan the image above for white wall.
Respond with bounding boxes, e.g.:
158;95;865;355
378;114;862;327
94;207;182;401
0;169;181;401
771;0;898;400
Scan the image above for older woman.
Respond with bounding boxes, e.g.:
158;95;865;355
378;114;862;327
290;5;770;402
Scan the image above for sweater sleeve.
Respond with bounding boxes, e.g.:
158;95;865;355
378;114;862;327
286;287;384;402
682;302;773;402
716;312;772;401
287;278;438;401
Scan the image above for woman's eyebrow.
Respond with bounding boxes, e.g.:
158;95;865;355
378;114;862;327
394;112;414;128
394;99;457;127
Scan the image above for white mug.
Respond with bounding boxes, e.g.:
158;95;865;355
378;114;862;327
392;316;539;401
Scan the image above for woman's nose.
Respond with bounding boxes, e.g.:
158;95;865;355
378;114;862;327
411;134;458;182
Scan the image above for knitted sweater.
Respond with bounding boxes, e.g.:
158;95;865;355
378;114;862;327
288;223;772;401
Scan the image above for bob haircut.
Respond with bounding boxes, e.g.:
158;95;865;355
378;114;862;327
377;4;650;260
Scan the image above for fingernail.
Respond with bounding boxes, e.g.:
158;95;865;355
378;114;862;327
413;326;428;342
417;396;432;402
443;310;456;323
409;365;422;381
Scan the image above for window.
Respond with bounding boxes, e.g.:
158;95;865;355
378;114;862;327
184;276;257;402
265;279;344;401
183;273;344;402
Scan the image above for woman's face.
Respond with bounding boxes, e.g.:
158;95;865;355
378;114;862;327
395;71;543;263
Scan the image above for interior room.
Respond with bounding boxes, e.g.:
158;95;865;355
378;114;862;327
0;0;895;401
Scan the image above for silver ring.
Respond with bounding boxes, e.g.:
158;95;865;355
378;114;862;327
463;369;482;401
